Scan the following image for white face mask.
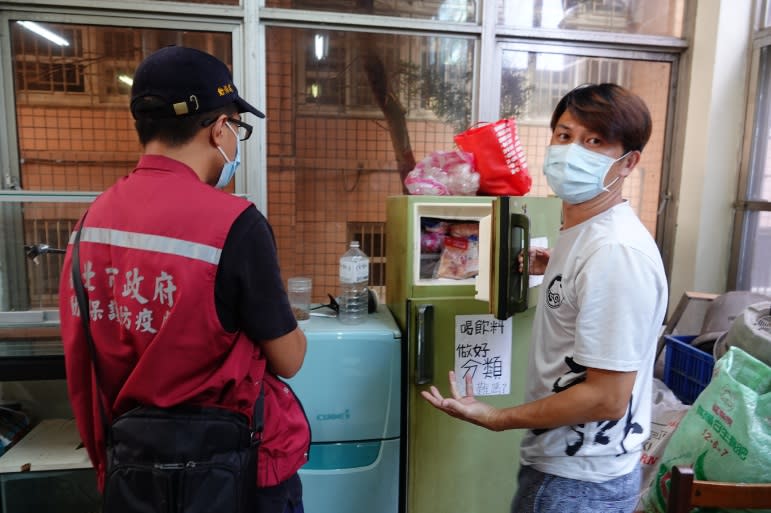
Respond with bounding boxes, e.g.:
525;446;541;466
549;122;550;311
543;143;629;204
215;123;241;189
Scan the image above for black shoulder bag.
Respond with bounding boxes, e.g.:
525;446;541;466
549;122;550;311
71;212;263;513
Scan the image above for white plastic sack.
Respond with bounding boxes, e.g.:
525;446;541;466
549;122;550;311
633;379;690;511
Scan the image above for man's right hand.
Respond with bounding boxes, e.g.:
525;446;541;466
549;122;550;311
518;247;551;275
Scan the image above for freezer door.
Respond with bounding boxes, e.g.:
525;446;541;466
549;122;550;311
477;196;562;320
493;198;529;319
405;298;535;513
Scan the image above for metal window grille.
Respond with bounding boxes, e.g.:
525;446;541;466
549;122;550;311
24;218;75;308
347;221;386;300
523;56;624;122
12;25;85;94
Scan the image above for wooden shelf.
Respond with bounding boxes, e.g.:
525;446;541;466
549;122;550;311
0;419;91;474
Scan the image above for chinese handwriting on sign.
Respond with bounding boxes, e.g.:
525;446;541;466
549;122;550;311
454;314;512;397
70;262;176;335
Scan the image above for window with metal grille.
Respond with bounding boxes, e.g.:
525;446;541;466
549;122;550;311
99;29;140;98
298;30;472;128
24;217;74;307
299;32;404;110
511;55;624;123
12;23;85;94
347;221;386;299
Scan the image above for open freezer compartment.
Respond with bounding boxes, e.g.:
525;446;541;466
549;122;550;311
387;195;562;327
410;200;493;287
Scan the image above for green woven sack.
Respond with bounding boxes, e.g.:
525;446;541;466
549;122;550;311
643;346;771;513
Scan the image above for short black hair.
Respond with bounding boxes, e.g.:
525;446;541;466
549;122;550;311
134;99;238;147
550;83;652;153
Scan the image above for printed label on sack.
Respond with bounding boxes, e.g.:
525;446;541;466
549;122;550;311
340;260;369;283
695;403;748;460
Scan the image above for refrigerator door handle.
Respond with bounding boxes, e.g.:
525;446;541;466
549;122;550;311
507;212;530;316
415;304;434;385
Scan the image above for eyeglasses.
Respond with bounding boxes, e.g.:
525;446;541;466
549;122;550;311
201;116;253;141
225;118;253;142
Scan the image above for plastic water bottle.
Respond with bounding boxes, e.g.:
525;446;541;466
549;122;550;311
338;241;369;325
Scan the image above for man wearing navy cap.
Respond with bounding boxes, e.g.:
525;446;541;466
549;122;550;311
59;46;309;513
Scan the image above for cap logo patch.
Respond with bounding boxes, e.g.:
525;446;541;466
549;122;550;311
217;84;234;96
172;95;200;116
172;101;189;116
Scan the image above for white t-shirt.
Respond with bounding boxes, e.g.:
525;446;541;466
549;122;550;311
519;201;668;483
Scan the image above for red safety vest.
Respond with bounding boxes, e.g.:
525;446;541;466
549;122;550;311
59;155;309;489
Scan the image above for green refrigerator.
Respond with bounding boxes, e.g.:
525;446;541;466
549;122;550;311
385;195;562;513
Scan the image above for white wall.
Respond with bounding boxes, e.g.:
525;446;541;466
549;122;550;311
669;0;753;311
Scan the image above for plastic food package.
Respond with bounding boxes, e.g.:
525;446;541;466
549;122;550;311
435;236;479;279
422;219;450;234
420;232;445;253
449;223;479;238
405;150;480;196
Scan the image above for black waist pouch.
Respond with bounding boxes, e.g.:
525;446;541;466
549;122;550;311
103;404;260;513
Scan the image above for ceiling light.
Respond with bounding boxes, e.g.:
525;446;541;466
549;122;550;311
314;34;327;61
118;75;133;87
17;21;70;47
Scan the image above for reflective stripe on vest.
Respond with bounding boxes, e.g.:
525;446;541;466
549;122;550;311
70;226;222;266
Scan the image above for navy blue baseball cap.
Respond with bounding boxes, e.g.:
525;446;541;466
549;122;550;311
130;45;265;120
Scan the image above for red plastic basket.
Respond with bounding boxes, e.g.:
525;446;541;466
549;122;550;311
662;335;715;405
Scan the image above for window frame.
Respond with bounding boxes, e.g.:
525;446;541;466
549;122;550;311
0;0;691;320
294;28;477;122
0;6;249;314
728;25;771;291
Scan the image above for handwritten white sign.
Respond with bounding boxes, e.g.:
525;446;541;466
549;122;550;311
453;314;512;396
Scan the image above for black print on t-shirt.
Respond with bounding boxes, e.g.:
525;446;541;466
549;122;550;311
552;355;586;393
617;394;644;456
532;356;586;436
531;356;644;458
546;274;563;309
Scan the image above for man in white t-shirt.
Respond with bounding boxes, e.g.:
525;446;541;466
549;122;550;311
422;83;668;513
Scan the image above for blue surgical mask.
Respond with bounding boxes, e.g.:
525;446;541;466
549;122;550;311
543;143;628;204
215;123;241;189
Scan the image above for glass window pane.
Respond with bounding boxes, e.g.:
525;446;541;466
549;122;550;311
3;22;236;316
499;0;685;38
9;21;233;193
750;47;771;201
266;26;475;301
0;201;90;313
743;211;771;295
500;49;672;235
266;0;476;22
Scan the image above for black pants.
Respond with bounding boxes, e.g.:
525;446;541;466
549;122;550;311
255;473;303;513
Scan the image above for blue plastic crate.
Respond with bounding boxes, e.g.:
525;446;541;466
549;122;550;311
663;334;716;405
